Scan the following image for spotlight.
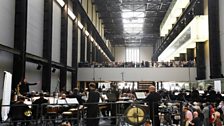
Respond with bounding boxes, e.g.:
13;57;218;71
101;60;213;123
37;64;42;70
52;68;56;73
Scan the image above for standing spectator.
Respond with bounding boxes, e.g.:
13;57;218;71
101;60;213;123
144;85;161;126
183;105;193;126
86;83;100;126
190;111;202;126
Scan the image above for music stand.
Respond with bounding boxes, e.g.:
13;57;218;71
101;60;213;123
135;92;146;100
106;93;117;102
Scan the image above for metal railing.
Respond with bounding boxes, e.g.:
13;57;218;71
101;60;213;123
0;101;185;126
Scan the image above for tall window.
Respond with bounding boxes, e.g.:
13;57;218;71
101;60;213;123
126;48;139;62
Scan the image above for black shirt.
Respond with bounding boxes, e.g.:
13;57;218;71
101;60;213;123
191;117;202;126
19;82;37;96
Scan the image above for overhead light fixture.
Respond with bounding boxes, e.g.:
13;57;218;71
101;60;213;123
84;30;89;36
36;64;42;70
90;36;94;42
68;8;76;20
56;0;65;7
77;21;84;29
52;68;56;73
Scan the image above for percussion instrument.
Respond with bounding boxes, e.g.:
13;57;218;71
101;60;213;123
124;104;148;125
46;105;61;113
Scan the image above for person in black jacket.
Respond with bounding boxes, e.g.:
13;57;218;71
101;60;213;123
32;92;49;119
9;96;30;126
17;78;38;96
86;83;100;126
145;85;161;126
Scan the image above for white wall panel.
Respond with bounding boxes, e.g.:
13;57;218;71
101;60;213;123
25;62;42;92
114;46;153;62
67;19;73;66
219;0;224;76
0;0;15;47
0;52;13;99
52;1;61;62
26;0;44;57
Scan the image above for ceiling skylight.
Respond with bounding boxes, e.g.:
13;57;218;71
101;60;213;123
122;10;145;34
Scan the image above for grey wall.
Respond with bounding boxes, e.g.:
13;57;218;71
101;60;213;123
0;52;13;99
78;67;197;82
25;62;42;92
0;0;15;47
77;28;81;62
51;68;60;93
220;0;224;76
66;71;72;91
139;46;153;61
26;0;44;57
67;18;73;66
52;1;61;62
114;46;126;62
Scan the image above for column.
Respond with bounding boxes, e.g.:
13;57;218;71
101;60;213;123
12;0;28;90
60;0;68;91
186;48;194;61
208;0;222;78
196;42;206;80
42;0;53;92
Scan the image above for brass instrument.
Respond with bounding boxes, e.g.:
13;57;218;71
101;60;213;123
24;109;32;117
16;82;22;96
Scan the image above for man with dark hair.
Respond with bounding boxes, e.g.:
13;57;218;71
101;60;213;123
86;83;100;126
9;96;30;126
32;93;49;119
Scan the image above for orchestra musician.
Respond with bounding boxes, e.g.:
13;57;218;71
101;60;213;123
9;96;30;126
32;92;49;119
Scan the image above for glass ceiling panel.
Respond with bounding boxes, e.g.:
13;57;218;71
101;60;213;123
122;10;145;34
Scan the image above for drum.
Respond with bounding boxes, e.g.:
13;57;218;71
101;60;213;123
46;105;61;113
124;104;147;125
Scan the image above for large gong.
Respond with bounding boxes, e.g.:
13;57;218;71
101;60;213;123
124;105;147;125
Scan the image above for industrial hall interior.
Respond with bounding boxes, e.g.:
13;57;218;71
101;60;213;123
1;0;224;126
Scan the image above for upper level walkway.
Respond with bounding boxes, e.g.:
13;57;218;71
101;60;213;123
78;66;196;82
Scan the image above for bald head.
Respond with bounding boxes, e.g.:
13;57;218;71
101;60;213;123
149;85;156;93
193;111;198;118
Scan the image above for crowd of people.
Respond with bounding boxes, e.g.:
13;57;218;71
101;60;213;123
2;79;224;126
79;60;195;68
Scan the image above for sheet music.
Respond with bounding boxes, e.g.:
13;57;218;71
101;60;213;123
135;92;146;99
66;98;79;104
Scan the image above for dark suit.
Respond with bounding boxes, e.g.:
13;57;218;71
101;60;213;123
86;90;100;126
19;82;37;96
145;92;161;126
9;101;30;126
32;97;48;119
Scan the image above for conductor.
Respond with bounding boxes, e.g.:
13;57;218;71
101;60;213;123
17;78;38;96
